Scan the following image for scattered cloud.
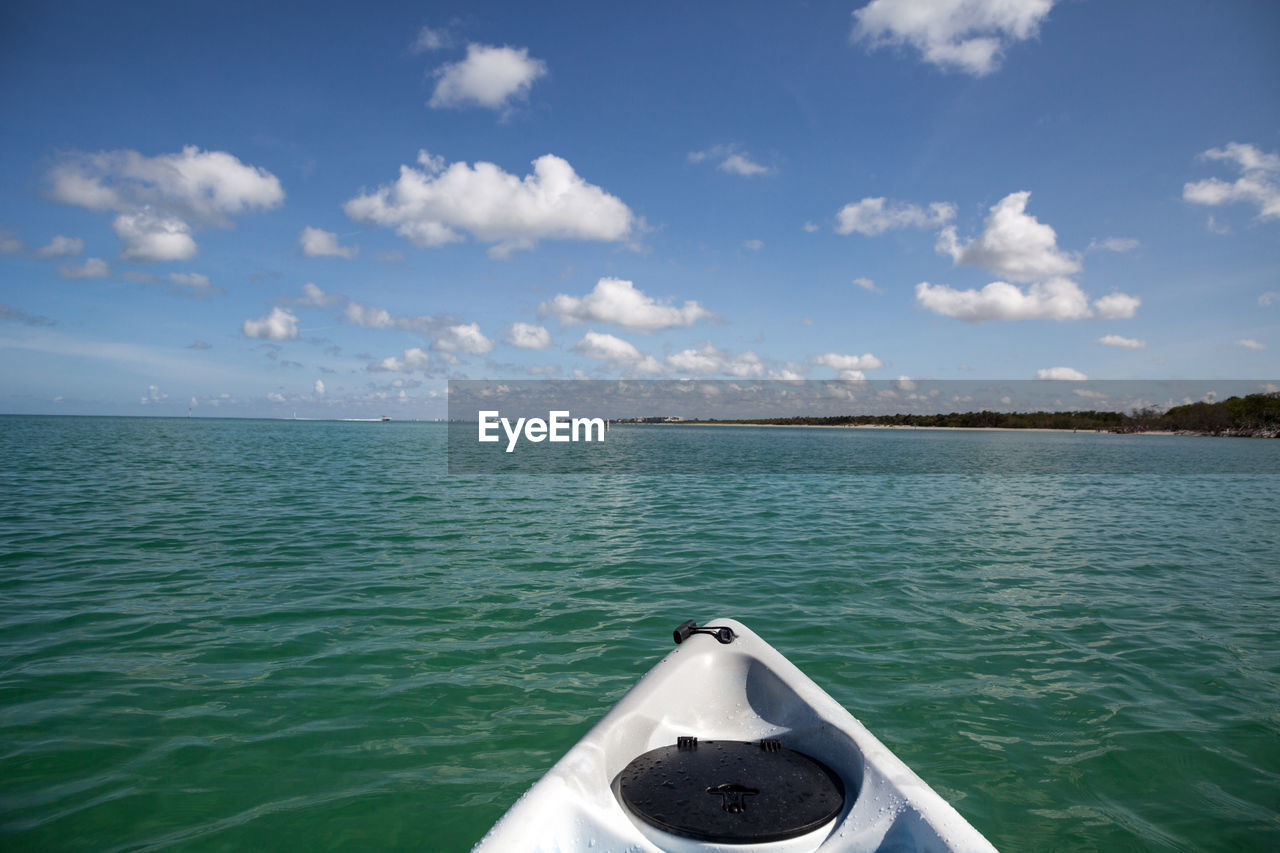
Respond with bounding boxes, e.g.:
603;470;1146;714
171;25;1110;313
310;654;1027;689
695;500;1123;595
1036;366;1087;380
431;322;493;357
338;298;490;361
121;269;225;299
1237;338;1265;352
852;0;1057;76
284;282;345;307
166;272;224;299
140;384;168;404
1183;142;1280;221
1093;292;1140;319
919;192;1137;322
1205;215;1230;235
57;257;110;279
34;235;84;258
1260;291;1279;308
48;146;283;261
852;277;880;292
342;299;456;337
540;277;713;332
0;303;56;327
916;278;1089;321
428;43;547;112
572;330;664;373
506;322;552;349
0;230;23;254
1073;388;1106;399
666;344;764;378
814;351;884;380
112;211;197;261
1087;237;1139;253
188;340;211;350
344;150;634;257
688;145;773;177
412;25;450;53
314;379;325;395
743;239;764;251
936;191;1079;282
572;337;776;378
803;221;820;233
242;306;299;340
835;197;955;236
369;347;431;373
1098;334;1146;349
299;226;358;258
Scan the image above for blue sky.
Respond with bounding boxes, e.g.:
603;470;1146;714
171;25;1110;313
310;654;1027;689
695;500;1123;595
1;0;1277;418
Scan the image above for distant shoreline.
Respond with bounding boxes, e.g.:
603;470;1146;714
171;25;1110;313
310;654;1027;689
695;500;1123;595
614;421;1255;437
606;393;1280;438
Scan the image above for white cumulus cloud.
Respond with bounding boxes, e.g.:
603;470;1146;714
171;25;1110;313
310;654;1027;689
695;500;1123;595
429;44;547;112
572;330;665;374
113;211;197;261
852;0;1056;76
49;146;282;261
314;379;326;395
915;278;1090;322
344;150;634;257
432;322;493;356
835;197;955;236
1093;292;1140;319
299;226;358;258
1036;366;1087;380
1237;338;1266;352
936;191;1079;282
540;277;712;333
921;192;1138;322
666;344;764;378
506;322;552;349
1183;142;1280;221
814;352;884;379
243;307;299;341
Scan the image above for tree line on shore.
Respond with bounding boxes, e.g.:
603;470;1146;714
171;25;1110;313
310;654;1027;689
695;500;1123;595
695;392;1280;436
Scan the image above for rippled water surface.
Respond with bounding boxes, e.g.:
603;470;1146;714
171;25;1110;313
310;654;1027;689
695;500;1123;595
2;416;1278;851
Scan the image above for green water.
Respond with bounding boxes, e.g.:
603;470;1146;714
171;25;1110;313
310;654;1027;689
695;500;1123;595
1;416;1278;851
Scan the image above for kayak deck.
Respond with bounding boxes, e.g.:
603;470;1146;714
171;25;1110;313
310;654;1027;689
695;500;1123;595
473;619;997;852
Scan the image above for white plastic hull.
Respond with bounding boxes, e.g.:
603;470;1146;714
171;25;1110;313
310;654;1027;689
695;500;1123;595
473;619;998;852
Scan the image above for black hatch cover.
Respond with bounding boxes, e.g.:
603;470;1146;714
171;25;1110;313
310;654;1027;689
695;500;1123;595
617;738;845;844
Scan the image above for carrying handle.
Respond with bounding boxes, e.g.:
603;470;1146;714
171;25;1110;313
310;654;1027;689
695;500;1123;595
673;620;735;645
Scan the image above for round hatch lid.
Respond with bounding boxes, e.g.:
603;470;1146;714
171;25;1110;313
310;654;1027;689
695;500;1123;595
617;738;845;844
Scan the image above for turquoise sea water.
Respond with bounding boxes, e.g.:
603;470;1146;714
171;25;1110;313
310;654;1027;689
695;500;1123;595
2;415;1278;852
